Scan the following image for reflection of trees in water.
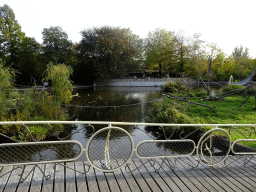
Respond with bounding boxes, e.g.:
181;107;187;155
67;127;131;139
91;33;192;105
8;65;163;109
55;124;95;140
145;126;204;142
71;88;144;107
0;142;81;164
144;126;206;154
154;141;194;155
67;88;148;124
89;128;130;140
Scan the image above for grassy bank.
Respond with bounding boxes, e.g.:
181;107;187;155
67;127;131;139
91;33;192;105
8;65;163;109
186;95;256;146
150;81;256;148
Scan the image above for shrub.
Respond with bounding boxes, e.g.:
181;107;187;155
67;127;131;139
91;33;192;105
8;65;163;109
162;81;187;93
148;99;209;141
0;63;73;141
222;84;244;94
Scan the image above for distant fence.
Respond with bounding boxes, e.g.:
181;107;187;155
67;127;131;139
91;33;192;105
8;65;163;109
98;78;197;87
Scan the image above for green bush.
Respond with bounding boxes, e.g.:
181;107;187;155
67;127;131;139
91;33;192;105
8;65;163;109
162;81;187;93
148;99;209;141
0;62;73;141
222;84;244;93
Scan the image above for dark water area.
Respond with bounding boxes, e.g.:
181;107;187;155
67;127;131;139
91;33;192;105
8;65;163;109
60;86;163;149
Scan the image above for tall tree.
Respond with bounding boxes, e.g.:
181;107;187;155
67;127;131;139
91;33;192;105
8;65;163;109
232;45;250;61
185;33;206;77
231;45;252;80
41;26;73;64
0;4;25;67
144;28;175;78
16;37;47;84
173;30;190;75
76;26;142;83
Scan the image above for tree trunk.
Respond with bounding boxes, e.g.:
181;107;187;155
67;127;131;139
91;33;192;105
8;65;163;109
159;62;162;78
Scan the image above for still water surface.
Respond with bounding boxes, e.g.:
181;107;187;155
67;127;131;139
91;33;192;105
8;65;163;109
64;86;163;148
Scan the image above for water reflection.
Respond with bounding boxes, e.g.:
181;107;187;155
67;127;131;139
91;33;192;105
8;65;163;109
58;86;164;160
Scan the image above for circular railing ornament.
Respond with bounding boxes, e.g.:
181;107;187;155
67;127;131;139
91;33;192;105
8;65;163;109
86;126;134;172
197;128;231;166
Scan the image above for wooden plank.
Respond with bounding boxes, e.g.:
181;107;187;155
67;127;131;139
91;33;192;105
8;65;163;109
111;164;132;192
29;164;46;192
75;161;88;192
162;159;200;192
154;158;190;191
190;157;235;192
207;165;250;191
216;163;256;191
54;163;65;192
132;159;162;191
133;158;169;191
97;159;120;192
117;161;141;191
16;165;35;191
181;157;226;192
125;160;151;191
145;159;181;192
138;158;173;192
65;162;77;192
198;166;237;191
3;165;24;191
168;158;209;191
0;166;14;191
93;163;110;192
174;157;218;192
103;172;121;192
221;156;256;183
85;161;100;192
41;163;55;192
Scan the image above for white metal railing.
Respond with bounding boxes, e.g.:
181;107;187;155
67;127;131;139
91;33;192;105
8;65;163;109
0;121;255;182
0;120;255;127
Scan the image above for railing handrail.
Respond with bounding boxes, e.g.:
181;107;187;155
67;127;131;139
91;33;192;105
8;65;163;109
0;121;255;127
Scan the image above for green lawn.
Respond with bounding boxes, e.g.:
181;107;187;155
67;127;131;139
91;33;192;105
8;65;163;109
185;95;256;147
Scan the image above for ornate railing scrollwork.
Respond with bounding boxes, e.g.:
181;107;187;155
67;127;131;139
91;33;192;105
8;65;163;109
0;121;255;182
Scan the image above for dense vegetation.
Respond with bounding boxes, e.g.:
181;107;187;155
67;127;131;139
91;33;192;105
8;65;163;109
0;60;73;141
1;4;255;86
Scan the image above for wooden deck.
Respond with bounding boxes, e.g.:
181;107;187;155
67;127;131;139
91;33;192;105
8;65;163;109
0;156;255;192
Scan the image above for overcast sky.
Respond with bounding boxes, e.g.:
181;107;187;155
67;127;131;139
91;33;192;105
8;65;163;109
1;0;256;58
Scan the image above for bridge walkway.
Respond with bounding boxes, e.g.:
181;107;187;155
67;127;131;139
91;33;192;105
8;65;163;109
1;156;255;192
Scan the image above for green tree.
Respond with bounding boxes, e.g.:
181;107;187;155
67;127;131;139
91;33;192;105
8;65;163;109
76;26;142;82
232;45;250;61
0;4;25;67
144;28;175;77
44;62;73;104
173;30;190;75
231;45;252;80
15;36;46;84
0;59;19;119
185;33;206;77
41;26;73;64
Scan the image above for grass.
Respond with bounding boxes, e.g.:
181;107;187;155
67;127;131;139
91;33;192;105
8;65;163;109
187;95;256;124
183;95;256;148
155;81;256;148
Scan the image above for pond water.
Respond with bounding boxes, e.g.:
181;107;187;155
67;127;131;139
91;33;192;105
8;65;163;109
60;86;164;159
59;86;224;160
